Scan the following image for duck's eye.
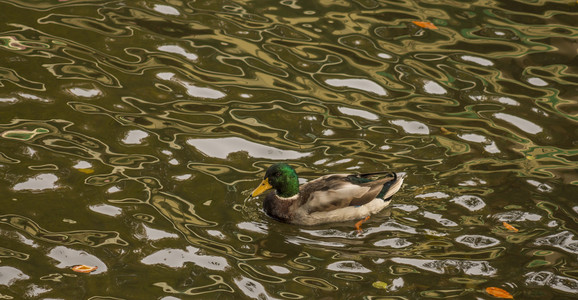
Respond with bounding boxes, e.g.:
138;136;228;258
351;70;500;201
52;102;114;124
274;172;281;177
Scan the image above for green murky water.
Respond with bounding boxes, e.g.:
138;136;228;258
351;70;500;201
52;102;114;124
1;0;577;299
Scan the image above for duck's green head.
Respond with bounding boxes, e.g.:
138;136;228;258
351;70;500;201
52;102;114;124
251;163;299;198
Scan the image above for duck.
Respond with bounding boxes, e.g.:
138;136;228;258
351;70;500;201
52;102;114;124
250;163;405;226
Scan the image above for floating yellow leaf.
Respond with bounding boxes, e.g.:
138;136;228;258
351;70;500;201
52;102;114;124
485;287;513;299
412;21;438;29
372;281;388;289
503;222;519;232
77;168;94;174
72;265;97;273
440;127;456;135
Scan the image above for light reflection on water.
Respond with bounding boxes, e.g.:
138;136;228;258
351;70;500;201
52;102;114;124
0;0;577;299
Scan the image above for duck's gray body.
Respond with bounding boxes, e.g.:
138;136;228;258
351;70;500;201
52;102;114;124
263;172;405;225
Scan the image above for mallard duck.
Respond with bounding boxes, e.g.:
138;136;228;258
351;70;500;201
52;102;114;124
251;163;404;226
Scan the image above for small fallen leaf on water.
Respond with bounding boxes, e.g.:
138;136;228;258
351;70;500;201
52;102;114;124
412;21;438;29
485;287;514;299
503;222;519;232
72;265;97;273
372;281;388;289
77;168;94;174
440;127;456;135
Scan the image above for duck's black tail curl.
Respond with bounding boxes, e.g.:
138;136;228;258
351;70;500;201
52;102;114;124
358;171;397;179
377;172;404;200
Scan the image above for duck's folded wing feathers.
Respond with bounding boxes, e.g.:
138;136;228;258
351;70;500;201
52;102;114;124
349;176;397;206
300;174;389;213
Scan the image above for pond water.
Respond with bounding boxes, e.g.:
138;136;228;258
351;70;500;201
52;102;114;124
1;0;577;299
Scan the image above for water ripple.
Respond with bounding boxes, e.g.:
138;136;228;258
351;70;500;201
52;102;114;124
1;0;577;298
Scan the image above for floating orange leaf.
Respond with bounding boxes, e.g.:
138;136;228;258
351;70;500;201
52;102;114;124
72;265;97;273
503;222;519;232
412;21;438;30
485;287;514;299
440;127;456;135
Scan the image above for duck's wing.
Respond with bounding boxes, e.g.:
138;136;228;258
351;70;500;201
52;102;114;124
299;174;401;214
351;173;401;205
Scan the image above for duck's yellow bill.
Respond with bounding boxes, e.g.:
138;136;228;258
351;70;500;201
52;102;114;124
251;178;272;197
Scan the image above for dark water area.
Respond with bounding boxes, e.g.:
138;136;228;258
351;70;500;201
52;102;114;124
0;0;577;299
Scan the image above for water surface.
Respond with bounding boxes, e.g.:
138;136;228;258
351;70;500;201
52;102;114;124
0;0;577;299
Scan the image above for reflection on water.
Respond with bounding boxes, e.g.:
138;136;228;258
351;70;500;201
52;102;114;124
0;0;577;298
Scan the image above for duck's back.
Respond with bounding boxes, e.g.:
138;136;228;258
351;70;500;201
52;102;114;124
298;174;397;214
